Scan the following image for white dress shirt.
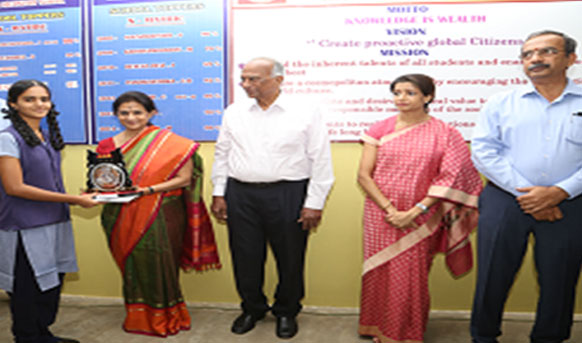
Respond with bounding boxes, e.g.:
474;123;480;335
211;95;334;209
471;79;582;198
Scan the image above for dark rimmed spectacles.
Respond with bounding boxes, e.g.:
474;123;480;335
520;47;563;60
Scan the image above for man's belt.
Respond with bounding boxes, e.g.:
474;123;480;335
231;178;307;188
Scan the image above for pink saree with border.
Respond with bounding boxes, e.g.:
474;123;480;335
358;116;483;343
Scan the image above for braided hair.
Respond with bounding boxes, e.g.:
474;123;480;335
1;80;64;150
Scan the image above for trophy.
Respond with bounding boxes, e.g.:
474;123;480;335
87;149;140;202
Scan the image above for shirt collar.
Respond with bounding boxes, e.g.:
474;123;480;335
248;92;287;112
519;78;582;98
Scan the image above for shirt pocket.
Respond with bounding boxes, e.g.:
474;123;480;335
566;114;582;145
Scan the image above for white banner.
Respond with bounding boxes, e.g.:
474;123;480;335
230;0;582;140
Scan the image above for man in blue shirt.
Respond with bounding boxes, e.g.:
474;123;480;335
470;30;582;343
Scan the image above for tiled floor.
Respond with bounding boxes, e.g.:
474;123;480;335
0;296;580;342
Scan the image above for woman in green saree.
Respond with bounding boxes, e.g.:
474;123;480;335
97;91;220;337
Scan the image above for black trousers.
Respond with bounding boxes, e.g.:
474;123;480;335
8;234;63;343
225;178;309;318
471;184;582;343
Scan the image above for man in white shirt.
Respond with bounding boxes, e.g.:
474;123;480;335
211;57;334;339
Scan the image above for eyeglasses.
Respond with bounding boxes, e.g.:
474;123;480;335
240;76;272;85
520;47;563;60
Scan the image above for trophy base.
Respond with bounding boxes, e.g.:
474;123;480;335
92;191;141;203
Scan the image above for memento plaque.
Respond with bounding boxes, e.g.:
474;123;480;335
86;149;133;192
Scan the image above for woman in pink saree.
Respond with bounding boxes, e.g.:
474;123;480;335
357;74;483;343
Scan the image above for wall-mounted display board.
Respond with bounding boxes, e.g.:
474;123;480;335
0;0;87;143
1;1;579;143
230;0;582;141
91;0;225;142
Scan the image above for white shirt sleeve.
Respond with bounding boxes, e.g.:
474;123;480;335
0;131;20;159
303;108;334;209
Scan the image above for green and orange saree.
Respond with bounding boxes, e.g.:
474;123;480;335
97;126;220;337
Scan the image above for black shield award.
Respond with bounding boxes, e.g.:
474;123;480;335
86;148;133;192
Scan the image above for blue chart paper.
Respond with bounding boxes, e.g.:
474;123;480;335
0;0;87;143
91;0;225;143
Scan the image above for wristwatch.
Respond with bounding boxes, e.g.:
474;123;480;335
415;202;429;214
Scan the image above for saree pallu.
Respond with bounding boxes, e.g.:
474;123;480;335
358;117;483;343
98;126;220;337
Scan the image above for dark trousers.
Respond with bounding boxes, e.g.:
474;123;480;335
225;178;309;318
8;234;63;343
471;184;582;343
